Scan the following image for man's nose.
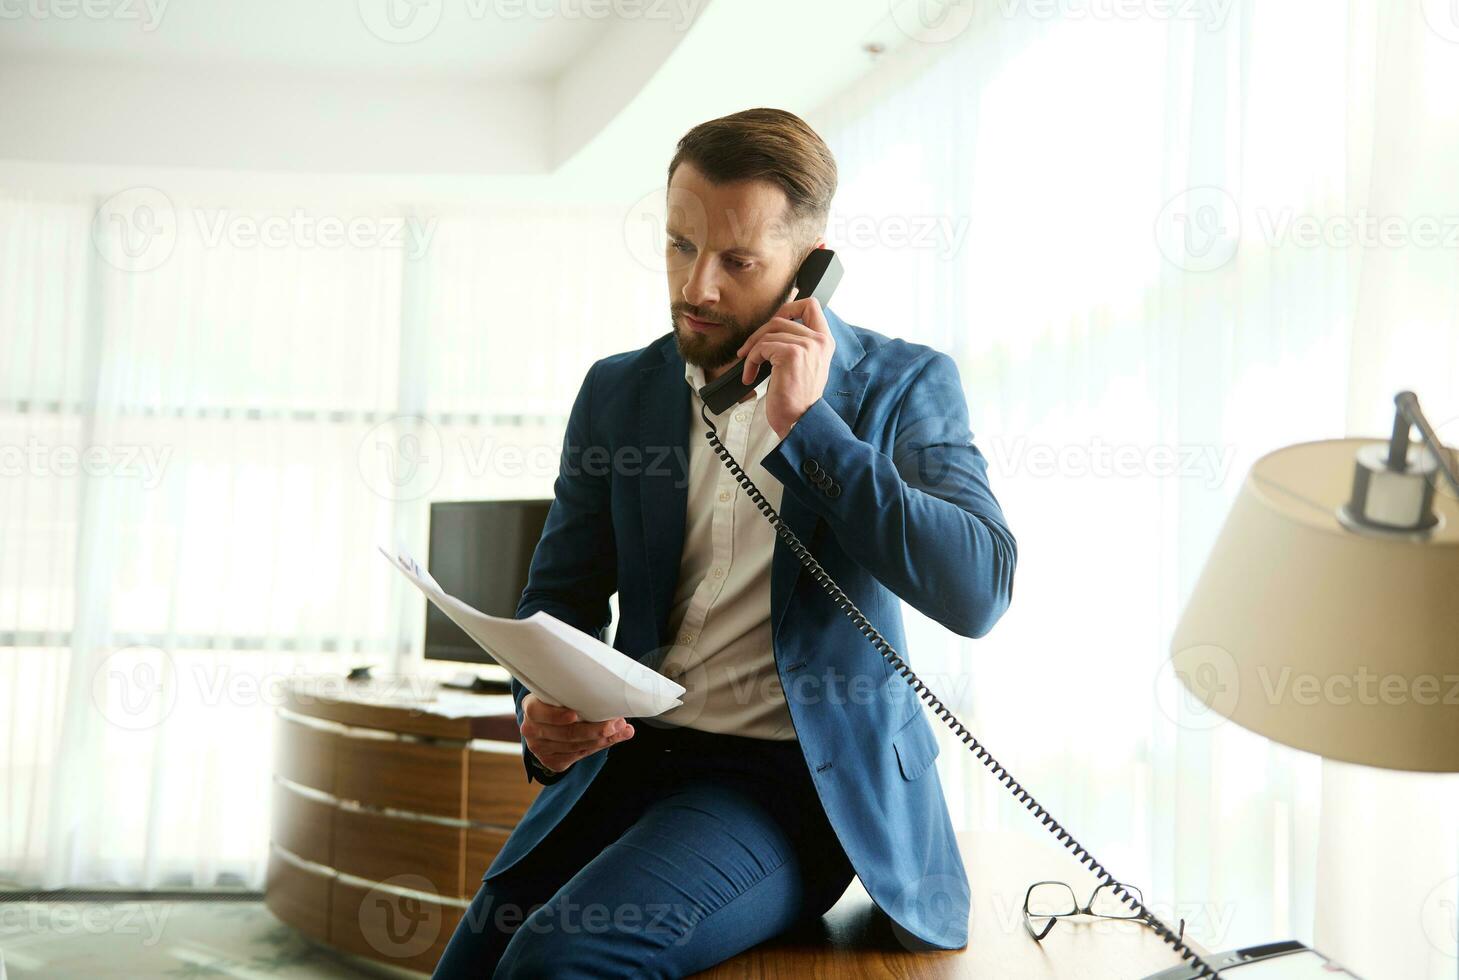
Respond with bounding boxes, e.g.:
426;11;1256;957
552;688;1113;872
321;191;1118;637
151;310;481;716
681;257;721;307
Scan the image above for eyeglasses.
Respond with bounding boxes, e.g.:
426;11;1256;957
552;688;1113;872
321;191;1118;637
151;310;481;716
1022;880;1185;943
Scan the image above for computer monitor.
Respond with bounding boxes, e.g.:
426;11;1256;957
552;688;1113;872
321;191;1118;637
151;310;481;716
423;499;551;665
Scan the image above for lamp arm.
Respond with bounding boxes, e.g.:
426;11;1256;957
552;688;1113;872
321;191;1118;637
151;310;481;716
1394;391;1459;499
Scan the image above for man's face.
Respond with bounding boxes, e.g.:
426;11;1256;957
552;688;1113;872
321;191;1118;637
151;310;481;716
664;162;810;372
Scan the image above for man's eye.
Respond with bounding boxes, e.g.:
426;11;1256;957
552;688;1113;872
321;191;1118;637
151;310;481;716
669;239;693;253
725;257;751;270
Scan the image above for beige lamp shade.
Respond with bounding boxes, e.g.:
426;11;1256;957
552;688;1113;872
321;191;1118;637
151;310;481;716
1170;438;1459;772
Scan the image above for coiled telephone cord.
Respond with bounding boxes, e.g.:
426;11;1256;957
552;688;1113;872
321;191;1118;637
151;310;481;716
701;403;1220;978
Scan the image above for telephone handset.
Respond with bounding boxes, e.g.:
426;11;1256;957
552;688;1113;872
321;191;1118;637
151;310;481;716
696;260;1223;977
697;247;845;415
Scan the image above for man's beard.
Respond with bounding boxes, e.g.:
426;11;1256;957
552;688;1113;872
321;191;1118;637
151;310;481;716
670;279;795;371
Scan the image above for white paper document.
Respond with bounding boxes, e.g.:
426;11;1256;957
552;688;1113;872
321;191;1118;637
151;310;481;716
380;545;685;722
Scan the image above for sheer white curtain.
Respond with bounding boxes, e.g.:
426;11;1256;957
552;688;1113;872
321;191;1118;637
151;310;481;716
0;193;664;890
810;2;1458;977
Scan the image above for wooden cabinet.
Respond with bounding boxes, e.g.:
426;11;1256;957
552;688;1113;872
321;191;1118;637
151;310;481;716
264;678;537;972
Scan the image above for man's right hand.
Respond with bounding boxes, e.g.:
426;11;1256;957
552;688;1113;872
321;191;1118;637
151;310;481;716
520;693;634;774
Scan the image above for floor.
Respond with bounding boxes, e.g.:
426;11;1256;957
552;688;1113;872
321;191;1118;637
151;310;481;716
0;899;406;979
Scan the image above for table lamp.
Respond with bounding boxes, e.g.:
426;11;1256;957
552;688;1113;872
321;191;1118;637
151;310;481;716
1156;391;1459;978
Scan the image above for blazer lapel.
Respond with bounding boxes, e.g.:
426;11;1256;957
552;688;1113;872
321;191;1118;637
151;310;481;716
770;313;870;640
638;339;690;649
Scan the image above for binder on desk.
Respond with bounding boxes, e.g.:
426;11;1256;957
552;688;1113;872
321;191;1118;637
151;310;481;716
380;545;685;722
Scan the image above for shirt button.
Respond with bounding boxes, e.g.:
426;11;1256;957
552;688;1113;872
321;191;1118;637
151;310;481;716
734;411;749;423
678;632;694;645
718;490;731;502
712;567;724;578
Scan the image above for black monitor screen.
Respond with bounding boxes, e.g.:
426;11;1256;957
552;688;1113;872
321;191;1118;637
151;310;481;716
424;499;551;664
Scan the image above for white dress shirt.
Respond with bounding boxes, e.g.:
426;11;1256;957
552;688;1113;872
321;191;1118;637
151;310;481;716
655;361;796;740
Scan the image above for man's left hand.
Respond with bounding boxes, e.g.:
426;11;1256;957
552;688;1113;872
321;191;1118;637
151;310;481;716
737;297;835;439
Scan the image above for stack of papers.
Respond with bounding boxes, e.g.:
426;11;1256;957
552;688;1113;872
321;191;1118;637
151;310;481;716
380;545;685;722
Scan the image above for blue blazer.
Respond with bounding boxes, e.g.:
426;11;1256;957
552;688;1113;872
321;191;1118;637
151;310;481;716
490;309;1017;949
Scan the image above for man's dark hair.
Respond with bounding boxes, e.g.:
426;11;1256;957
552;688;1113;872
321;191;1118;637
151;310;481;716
667;108;837;247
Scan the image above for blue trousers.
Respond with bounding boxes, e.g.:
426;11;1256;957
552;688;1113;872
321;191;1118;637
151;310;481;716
432;720;857;978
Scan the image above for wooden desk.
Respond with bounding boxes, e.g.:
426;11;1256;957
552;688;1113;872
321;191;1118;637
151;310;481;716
699;829;1204;979
265;677;537;973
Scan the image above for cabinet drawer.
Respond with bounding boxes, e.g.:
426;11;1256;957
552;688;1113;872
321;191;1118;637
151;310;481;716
264;847;332;942
274;717;336;793
333;807;465;898
467;747;539;827
271;782;334;866
335;735;466;817
331;877;463;974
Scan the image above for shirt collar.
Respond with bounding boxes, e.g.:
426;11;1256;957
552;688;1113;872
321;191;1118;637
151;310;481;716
684;360;771;407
